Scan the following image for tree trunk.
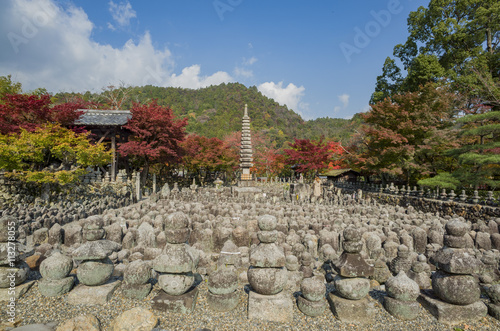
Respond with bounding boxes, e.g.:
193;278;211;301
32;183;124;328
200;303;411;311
141;160;149;187
486;28;493;54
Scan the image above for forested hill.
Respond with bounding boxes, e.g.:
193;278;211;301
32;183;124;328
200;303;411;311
55;83;362;146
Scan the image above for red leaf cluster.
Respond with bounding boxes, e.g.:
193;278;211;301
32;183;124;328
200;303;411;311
284;138;336;176
181;134;236;172
0;94;52;134
51;102;84;126
349;83;457;181
0;93;87;134
118;100;188;166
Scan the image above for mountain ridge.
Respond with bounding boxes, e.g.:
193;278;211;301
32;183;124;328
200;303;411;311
55;82;362;146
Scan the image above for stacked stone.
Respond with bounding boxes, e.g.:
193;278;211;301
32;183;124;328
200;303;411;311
328;226;376;324
152;212;199;313
0;216;31;300
285;254;302;291
122;260;151;299
240;104;253;181
318;242;338;264
372;259;391;285
479;250;500;284
487;284;500;320
408;254;431;289
297;276;327;317
73;223;116;286
364;232;383;260
247;215;292;322
38;251;74;297
207;240;239;312
67;221;121;305
419;219;487;325
299;251;314;278
384;271;420;320
389;245;413;275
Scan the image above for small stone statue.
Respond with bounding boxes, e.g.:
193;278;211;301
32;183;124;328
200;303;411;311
38;251;73;297
297;276;327;317
384;271;420;320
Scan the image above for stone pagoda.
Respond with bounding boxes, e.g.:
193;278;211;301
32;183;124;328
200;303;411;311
240;104;253;183
152;212;199;314
328;226;376;324
418;219;487;325
233;104;261;197
247;215;292;322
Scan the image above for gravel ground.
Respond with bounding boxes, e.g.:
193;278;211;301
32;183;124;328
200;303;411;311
2;270;500;331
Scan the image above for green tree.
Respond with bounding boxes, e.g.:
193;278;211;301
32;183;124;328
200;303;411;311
370;58;403;104
0;124;111;184
372;0;499;100
0;75;22;101
417;172;461;190
448;103;500;188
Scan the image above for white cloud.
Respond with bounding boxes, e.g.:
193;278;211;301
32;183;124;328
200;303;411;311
234;56;257;78
243;56;257;66
333;106;341;114
0;0;233;93
257;81;305;112
168;65;233;89
107;22;116;31
338;93;350;108
109;0;136;27
234;67;253;78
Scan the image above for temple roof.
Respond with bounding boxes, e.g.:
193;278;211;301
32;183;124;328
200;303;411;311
74;109;131;126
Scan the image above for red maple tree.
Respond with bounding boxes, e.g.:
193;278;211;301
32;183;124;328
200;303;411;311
181;134;237;179
118;100;188;184
0;93;87;135
253;147;288;177
51;102;85;127
348;83;457;184
284;138;334;179
0;94;52;134
222;131;243;164
326;141;346;170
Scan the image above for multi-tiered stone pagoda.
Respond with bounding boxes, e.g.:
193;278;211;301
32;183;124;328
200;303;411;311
233;104;261;197
240;104;253;183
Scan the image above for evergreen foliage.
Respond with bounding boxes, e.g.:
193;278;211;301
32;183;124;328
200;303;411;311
371;0;500;101
448;103;500;188
417;172;461;190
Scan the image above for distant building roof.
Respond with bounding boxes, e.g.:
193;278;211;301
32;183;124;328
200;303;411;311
321;168;360;177
74;109;131;126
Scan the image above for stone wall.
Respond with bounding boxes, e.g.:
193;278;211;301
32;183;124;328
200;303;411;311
334;183;500;222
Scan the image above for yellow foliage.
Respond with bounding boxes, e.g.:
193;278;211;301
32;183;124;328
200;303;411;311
0;124;111;184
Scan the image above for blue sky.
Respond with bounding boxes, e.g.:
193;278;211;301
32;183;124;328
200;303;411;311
0;0;429;120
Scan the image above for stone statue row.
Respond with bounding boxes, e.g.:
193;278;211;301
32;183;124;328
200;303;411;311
336;181;498;206
3;211;499;325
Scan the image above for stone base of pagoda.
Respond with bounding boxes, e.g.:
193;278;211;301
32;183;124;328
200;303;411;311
232;185;261;198
241;174;252;181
